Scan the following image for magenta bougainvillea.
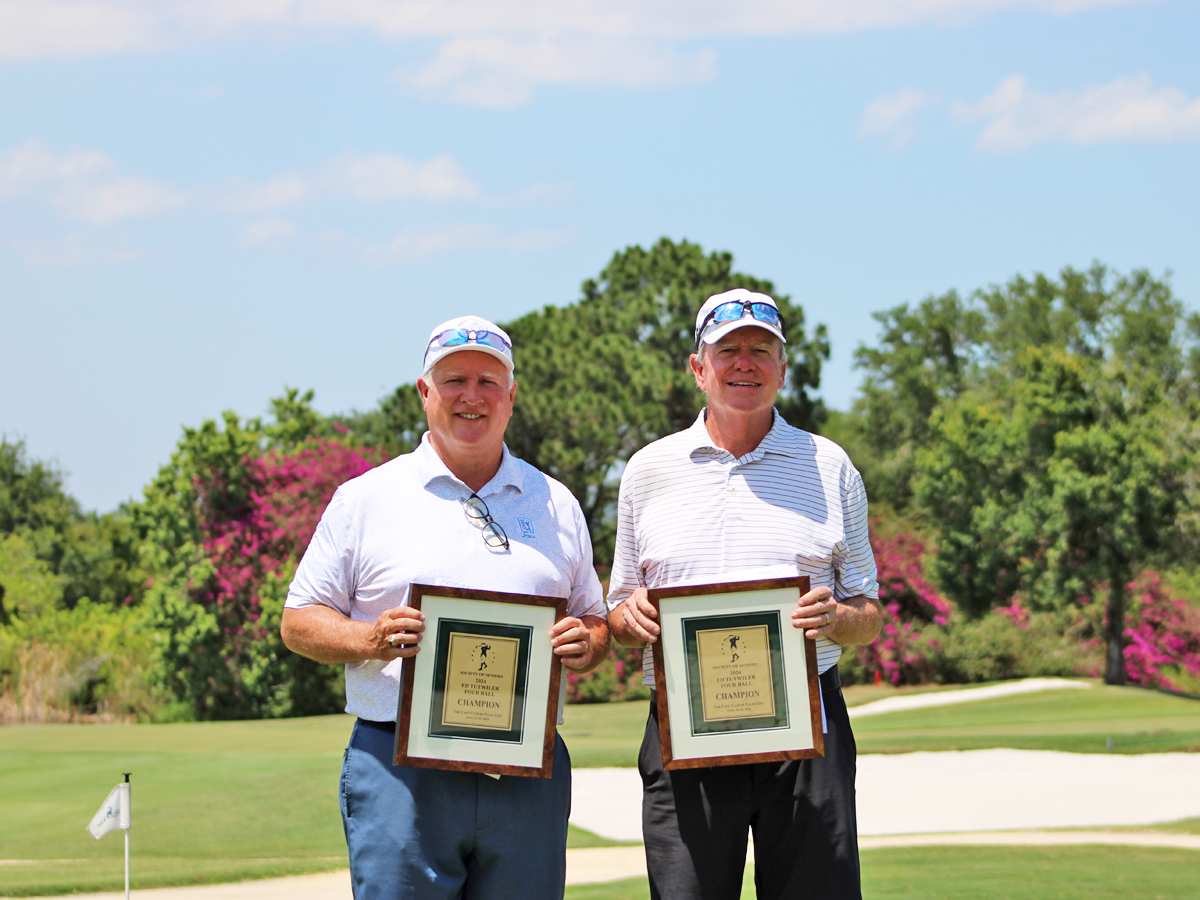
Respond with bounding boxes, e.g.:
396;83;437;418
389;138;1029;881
198;439;388;657
1123;573;1200;692
853;528;952;685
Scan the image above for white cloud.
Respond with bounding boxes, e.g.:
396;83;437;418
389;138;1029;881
221;152;481;210
0;1;162;60
53;175;187;224
13;231;145;267
239;217;296;244
224;175;309;212
0;1;1155;60
322;152;480;202
859;88;937;148
362;222;576;262
399;35;717;107
955;73;1200;151
0;140;112;198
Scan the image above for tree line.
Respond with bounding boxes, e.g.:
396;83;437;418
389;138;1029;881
2;240;1198;721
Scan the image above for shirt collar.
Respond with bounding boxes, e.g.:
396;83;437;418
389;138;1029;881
412;432;525;495
685;408;799;462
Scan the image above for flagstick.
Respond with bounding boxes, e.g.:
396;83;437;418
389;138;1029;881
123;772;131;900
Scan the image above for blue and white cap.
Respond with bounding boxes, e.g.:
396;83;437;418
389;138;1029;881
694;288;786;347
422;315;515;377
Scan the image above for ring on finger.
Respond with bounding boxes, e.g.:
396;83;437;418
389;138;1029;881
824;612;833;626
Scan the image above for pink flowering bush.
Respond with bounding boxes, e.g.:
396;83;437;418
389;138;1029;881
199;440;386;659
847;528;951;685
565;643;651;703
143;414;391;720
1123;573;1200;693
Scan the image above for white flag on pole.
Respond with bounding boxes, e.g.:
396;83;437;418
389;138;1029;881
87;783;131;839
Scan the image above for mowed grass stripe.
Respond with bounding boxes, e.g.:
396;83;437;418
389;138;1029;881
2;683;1197;895
563;846;1200;900
850;684;1200;754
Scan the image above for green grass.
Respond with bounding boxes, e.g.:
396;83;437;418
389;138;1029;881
857;846;1200;900
0;717;355;896
562;847;1200;900
2;685;1197;896
850;684;1200;754
561;700;650;767
560;684;1200;763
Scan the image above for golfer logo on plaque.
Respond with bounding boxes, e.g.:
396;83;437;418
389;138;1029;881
650;576;823;769
395;585;565;777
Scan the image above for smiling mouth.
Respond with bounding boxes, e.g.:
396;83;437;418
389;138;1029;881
728;381;761;387
457;413;484;419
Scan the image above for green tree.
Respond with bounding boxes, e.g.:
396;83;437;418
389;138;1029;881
852;264;1199;511
136;390;381;719
905;266;1199;684
504;238;830;562
0;438;145;612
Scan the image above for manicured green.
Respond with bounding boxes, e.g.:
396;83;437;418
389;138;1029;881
851;684;1200;754
559;684;1200;763
2;686;1198;895
565;877;651;900
560;699;650;767
0;718;353;896
856;846;1200;900
567;825;641;848
561;847;1200;900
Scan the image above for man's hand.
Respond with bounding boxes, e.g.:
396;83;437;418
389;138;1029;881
367;606;426;661
281;604;425;664
791;586;882;646
550;614;610;673
792;585;838;641
608;587;659;648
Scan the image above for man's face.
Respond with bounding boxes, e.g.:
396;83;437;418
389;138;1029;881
418;350;516;462
690;325;786;418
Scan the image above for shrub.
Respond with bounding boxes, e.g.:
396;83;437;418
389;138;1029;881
1124;572;1200;693
566;643;652;703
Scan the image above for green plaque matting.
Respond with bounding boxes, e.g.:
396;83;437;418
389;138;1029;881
428;619;532;743
682;611;790;736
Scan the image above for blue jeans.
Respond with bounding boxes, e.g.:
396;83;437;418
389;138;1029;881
340;720;572;900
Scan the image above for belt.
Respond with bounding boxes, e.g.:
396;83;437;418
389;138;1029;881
821;666;841;690
357;718;396;733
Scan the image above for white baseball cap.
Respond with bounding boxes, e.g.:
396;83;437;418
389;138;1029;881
422;315;514;377
694;288;787;347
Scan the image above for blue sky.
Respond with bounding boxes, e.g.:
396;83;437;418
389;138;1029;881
2;0;1197;513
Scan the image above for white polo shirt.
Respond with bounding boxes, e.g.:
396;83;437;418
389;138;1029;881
286;434;606;723
606;410;879;683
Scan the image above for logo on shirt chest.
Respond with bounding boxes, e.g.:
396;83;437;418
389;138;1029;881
517;517;536;539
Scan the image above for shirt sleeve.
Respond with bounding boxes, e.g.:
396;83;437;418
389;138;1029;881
605;480;640;611
834;464;879;602
285;486;356;615
565;498;606;619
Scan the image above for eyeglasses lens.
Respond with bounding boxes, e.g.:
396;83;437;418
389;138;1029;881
481;522;508;548
462;494;509;550
463;495;489;520
437;329;510;353
711;301;781;327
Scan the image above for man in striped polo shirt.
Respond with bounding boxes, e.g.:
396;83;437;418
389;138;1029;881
607;288;882;900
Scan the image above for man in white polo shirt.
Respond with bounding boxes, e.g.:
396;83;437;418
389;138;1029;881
607;289;882;900
281;315;609;900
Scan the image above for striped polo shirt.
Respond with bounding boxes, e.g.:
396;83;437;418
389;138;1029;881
606;409;879;683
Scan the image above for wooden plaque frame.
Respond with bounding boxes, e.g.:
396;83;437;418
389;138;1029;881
394;584;564;778
649;576;824;770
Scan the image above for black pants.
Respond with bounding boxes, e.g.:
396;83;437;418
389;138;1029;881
639;667;861;900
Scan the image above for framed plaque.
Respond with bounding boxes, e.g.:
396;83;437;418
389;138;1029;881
395;584;564;778
649;576;823;770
